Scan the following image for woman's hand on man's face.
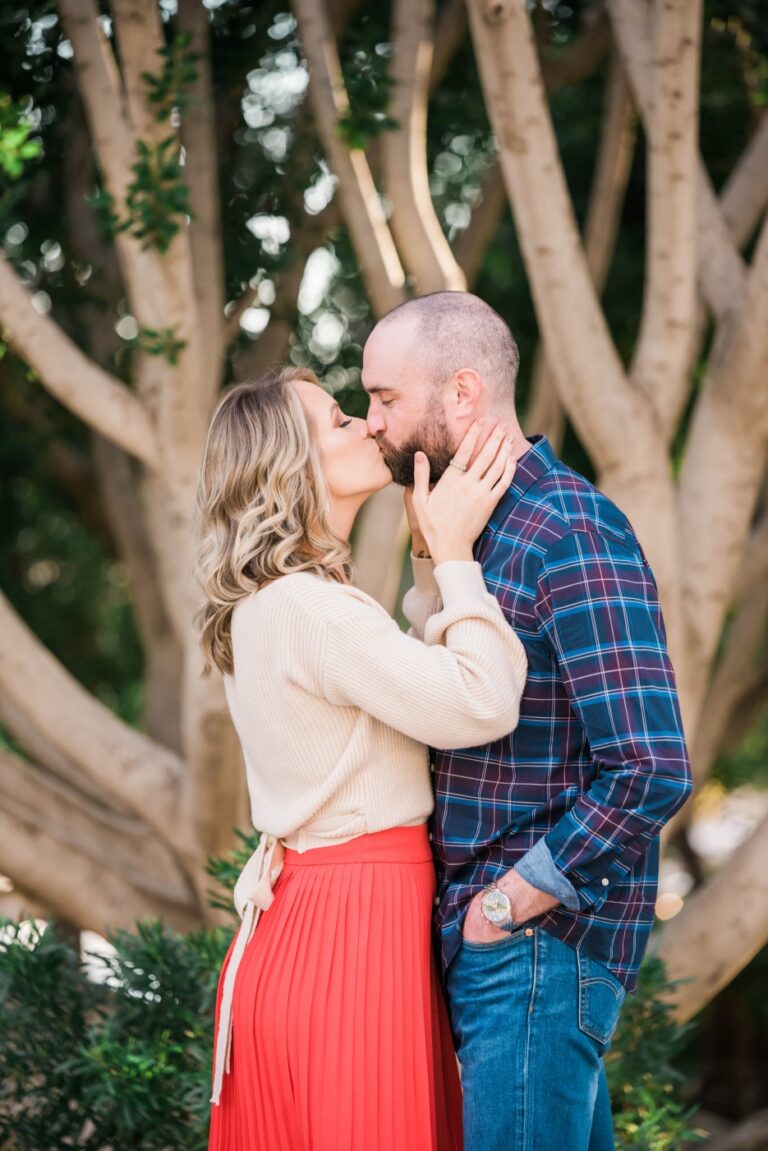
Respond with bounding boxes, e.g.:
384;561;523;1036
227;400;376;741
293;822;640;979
410;420;516;567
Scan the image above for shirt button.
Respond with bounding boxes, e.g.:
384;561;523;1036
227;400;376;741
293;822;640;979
428;833;433;841
601;878;609;887
434;897;440;906
430;764;435;773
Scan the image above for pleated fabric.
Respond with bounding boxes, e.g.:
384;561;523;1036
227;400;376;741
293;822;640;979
208;825;462;1151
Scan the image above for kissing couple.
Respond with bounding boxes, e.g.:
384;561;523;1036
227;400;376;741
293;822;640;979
197;291;692;1151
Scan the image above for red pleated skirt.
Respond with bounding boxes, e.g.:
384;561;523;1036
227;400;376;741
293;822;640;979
207;824;462;1151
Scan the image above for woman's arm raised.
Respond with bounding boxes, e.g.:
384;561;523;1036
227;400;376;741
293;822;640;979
317;563;527;750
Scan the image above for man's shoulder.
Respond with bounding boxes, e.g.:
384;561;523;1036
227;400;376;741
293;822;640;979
510;460;638;558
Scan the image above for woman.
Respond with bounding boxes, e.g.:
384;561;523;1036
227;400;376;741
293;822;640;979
196;367;527;1151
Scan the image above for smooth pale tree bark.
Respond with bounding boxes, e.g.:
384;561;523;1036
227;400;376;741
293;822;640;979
526;49;637;449
454;3;611;286
721;114;768;244
383;0;466;292
91;436;184;752
0;747;195;911
678;215;768;719
0;256;159;468
0;589;185;850
291;0;406;317
607;0;748;342
657;812;768;1022
177;0;225;396
0;768;199;933
691;571;768;788
629;0;701;426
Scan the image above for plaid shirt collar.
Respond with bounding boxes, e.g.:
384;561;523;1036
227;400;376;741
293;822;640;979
486;435;558;533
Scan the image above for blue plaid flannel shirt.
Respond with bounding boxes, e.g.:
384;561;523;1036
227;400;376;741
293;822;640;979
427;436;692;991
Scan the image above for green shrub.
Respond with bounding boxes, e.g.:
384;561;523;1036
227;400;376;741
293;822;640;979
0;919;230;1151
607;956;704;1150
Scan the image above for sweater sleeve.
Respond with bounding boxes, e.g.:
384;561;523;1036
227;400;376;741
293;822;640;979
401;555;442;640
320;561;528;750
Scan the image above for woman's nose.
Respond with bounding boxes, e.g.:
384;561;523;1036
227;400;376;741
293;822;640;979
354;417;372;438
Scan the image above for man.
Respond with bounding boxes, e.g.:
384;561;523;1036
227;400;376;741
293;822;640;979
362;292;692;1151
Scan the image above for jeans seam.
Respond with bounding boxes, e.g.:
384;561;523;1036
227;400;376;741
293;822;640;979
523;928;539;1151
581;975;623;999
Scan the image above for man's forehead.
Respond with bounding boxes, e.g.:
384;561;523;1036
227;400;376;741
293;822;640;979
362;319;421;391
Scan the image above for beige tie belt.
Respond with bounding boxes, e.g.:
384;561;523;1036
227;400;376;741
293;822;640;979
210;833;285;1105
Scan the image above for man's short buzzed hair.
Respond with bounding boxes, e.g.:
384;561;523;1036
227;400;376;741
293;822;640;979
376;291;520;397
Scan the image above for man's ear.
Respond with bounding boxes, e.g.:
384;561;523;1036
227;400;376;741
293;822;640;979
450;369;484;419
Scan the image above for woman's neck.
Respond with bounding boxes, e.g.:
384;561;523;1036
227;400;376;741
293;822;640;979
326;493;367;542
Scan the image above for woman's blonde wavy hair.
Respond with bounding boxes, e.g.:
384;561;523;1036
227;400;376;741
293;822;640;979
194;367;353;677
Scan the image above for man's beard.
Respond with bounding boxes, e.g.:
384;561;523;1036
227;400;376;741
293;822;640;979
375;403;455;487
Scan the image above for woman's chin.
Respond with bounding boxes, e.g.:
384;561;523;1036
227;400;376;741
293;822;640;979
357;469;394;503
376;463;394;490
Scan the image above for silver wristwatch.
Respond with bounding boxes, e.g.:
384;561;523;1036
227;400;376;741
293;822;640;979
480;881;519;932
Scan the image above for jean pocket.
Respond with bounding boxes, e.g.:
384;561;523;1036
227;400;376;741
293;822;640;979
577;951;626;1050
461;925;534;952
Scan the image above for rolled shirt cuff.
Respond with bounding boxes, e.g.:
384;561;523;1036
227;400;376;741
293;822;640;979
514;836;581;912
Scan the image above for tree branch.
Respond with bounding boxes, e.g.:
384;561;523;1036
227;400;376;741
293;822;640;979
111;0;167;144
0;745;196;911
454;2;611;286
176;1;225;397
607;0;746;338
466;0;688;680
291;0;406;318
678;213;768;711
57;0;166;326
539;3;611;90
657;812;768;1022
91;435;183;750
383;0;466;292
0;587;186;853
453;161;508;287
0;808;199;935
690;568;768;790
628;0;701;429
429;0;468;93
465;0;646;474
0;693;133;811
721;114;768;248
526;47;636;448
0;255;159;468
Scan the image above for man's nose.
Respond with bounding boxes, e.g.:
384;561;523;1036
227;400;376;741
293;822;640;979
367;408;385;436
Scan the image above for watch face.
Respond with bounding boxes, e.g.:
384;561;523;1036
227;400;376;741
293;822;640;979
482;888;512;926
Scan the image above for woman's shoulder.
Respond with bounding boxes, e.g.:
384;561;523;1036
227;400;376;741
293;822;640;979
234;570;387;624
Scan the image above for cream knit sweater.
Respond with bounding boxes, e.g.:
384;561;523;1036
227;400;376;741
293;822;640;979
223;558;528;852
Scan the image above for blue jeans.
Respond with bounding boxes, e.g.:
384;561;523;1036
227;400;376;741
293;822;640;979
445;926;626;1151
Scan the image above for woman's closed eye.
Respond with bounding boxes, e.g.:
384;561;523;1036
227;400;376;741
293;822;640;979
340;418;352;428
